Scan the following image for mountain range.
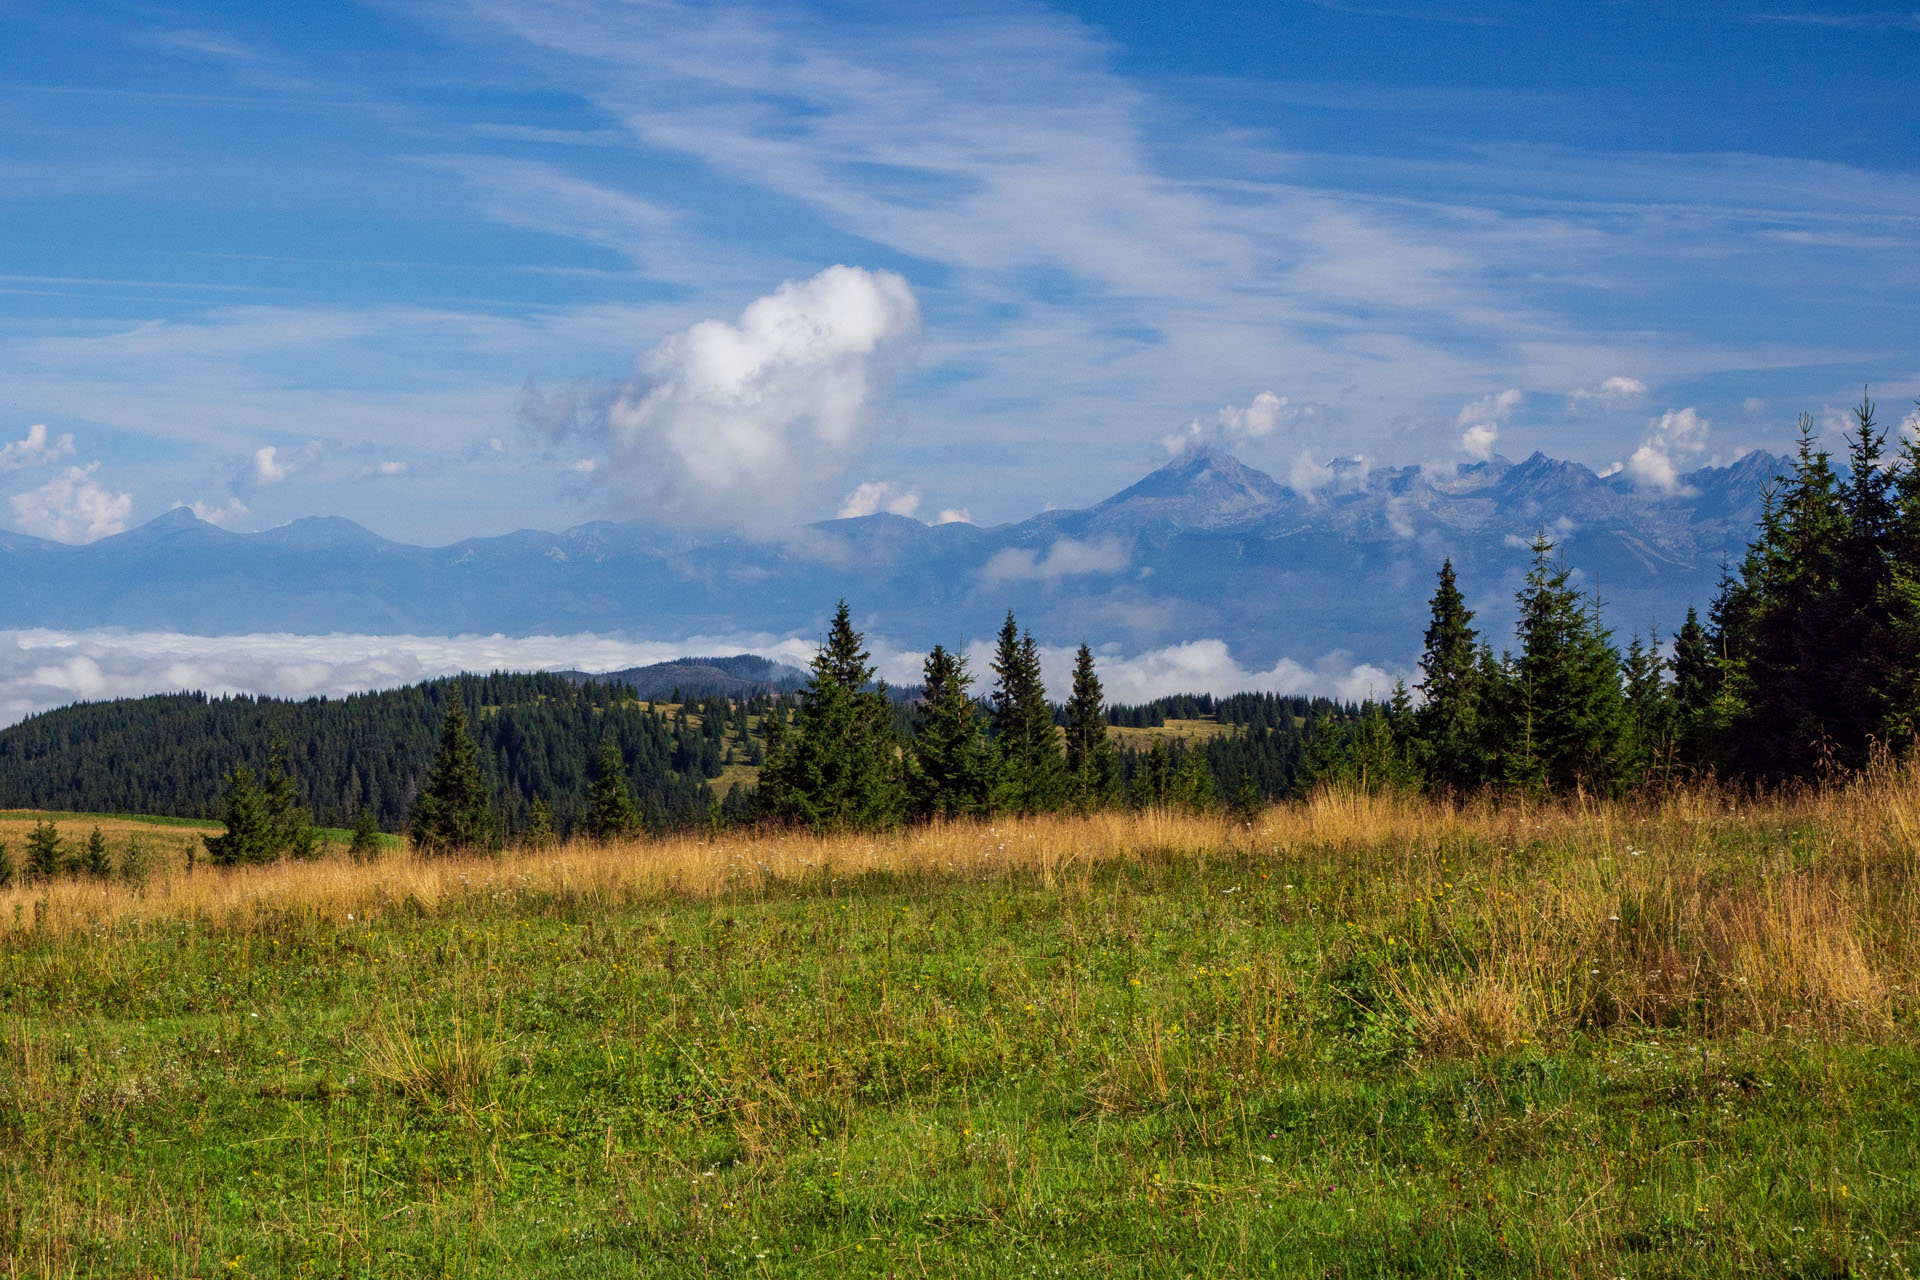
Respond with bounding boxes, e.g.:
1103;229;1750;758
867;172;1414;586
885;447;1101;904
0;448;1785;670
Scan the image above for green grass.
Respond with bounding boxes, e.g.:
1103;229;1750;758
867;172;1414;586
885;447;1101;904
3;837;1917;1277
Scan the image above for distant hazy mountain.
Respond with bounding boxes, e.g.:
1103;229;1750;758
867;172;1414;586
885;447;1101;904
558;655;809;700
0;449;1783;667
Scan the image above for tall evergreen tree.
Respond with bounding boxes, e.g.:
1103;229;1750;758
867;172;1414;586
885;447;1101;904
1670;607;1719;767
262;733;320;860
756;601;904;832
1063;644;1116;810
907;644;996;820
584;737;643;840
1414;559;1483;792
1620;632;1673;785
80;825;113;879
989;613;1067;814
1504;535;1629;793
24;819;63;883
203;765;274;866
408;690;498;855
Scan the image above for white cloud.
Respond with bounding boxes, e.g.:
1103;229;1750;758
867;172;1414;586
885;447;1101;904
978;536;1129;587
836;480;922;519
251;445;292;486
375;460;408;477
593;265;920;530
1162;390;1316;456
1625;407;1710;493
933;507;972;525
0;627;1402;729
1454;388;1521;459
176;497;251;528
9;463;133;543
0;424;77;475
1568;376;1647;409
568;458;598;473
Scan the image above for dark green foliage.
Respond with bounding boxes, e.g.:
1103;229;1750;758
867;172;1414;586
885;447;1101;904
408;693;497;856
583;737;642;840
1504;535;1629;793
1414;559;1485;792
119;834;151;890
80;826;113;880
262;735;320;861
0;840;12;889
989;613;1067;814
1063;644;1116;810
1670;606;1718;767
906;644;996;820
1620;632;1674;784
757;600;905;832
24;819;63;883
203;766;275;867
348;810;384;863
521;798;557;850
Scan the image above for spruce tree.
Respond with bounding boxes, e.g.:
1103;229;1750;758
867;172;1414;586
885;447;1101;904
756;601;904;832
1505;535;1628;793
408;690;498;856
348;809;384;863
1620;632;1673;786
262;733;320;861
119;834;151;891
584;737;643;840
204;765;274;866
0;840;13;890
1414;559;1483;792
80;825;113;880
907;644;996;820
988;614;1067;814
24;820;63;883
1063;644;1116;811
1671;607;1718;767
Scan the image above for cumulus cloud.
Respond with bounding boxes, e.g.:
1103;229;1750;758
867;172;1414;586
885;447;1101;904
537;265;919;530
1162;390;1316;457
0;424;76;475
1568;376;1647;409
1454;388;1521;460
934;507;972;525
176;497;251;528
1625;407;1710;492
9;464;133;543
836;480;922;519
978;536;1129;587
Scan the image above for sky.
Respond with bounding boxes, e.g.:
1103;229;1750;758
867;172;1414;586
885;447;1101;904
1;0;1917;547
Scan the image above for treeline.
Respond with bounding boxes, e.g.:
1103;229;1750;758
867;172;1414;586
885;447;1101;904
0;673;733;835
1310;396;1920;795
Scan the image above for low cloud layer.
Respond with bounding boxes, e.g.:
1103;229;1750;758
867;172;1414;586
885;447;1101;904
978;536;1129;587
837;480;921;519
0;628;1399;728
530;266;922;531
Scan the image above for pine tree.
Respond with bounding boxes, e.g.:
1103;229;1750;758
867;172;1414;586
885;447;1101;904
907;645;996;820
521;797;558;849
1671;607;1719;767
1505;535;1629;793
584;737;642;840
348;809;385;863
1620;632;1673;786
1414;559;1484;792
262;733;320;861
409;690;498;856
119;834;152;891
80;825;113;879
988;614;1067;814
756;601;904;832
1172;749;1216;812
204;765;274;866
24;819;63;883
1063;644;1116;811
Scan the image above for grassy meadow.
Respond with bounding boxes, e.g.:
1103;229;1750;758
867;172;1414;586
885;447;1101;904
5;771;1920;1276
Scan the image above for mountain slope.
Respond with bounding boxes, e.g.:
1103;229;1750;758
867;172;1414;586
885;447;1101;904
0;449;1784;666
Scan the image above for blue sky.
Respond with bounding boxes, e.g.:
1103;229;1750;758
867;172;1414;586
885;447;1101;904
1;0;1915;543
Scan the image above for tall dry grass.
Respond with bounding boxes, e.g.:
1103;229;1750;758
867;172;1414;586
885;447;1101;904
6;757;1919;1045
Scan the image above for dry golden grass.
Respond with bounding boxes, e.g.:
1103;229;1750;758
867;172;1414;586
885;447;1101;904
1107;716;1242;747
7;757;1920;1047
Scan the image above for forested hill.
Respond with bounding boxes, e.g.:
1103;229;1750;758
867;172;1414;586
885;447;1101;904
0;673;743;836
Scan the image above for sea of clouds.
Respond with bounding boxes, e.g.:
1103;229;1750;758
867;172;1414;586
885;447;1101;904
0;630;1400;729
